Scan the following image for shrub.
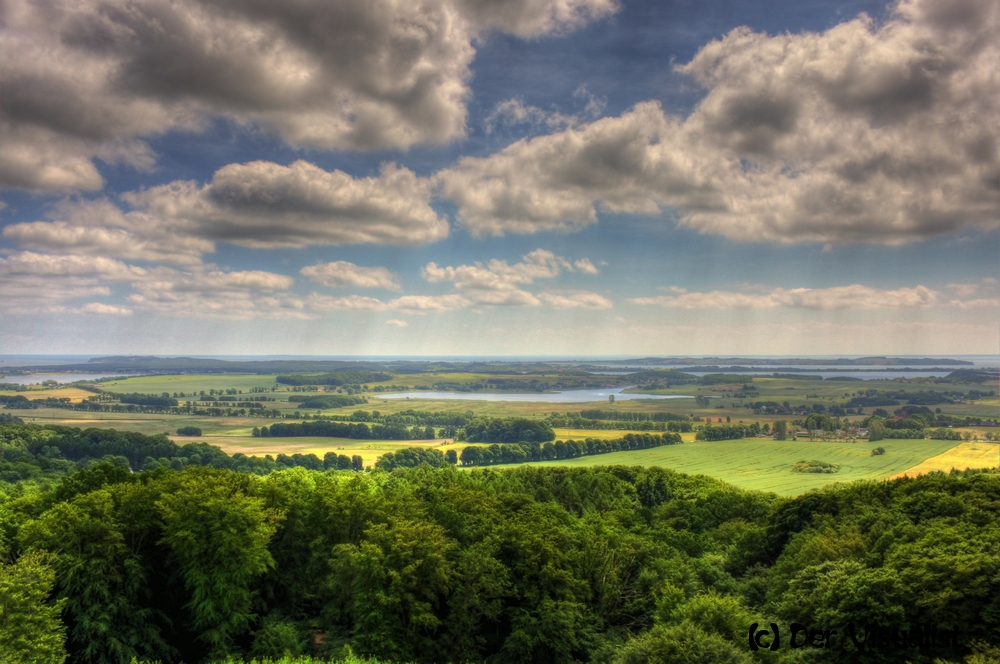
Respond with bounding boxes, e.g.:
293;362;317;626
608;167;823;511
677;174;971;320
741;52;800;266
791;460;840;474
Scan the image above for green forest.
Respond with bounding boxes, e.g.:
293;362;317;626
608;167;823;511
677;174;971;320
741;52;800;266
2;415;999;664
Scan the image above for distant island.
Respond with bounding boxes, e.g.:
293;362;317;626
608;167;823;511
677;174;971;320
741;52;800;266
605;356;976;366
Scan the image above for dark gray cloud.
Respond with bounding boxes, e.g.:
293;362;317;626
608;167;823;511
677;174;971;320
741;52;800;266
436;0;999;244
123;160;449;248
0;0;616;191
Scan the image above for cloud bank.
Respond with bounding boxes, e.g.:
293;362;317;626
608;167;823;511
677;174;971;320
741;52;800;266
437;0;999;244
630;284;944;309
1;0;617;191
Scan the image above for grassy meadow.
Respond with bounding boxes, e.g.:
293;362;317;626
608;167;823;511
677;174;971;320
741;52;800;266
530;437;962;495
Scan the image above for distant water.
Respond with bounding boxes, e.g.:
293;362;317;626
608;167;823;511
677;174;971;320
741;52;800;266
0;372;127;385
586;369;951;379
378;387;689;403
676;370;962;380
601;355;1000;370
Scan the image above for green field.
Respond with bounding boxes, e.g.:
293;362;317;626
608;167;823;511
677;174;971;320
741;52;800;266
529;438;963;495
95;373;283;394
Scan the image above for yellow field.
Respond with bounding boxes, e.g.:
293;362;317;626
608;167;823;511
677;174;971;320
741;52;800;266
0;387;96;403
553;428;697;443
890;442;999;479
198;435;461;467
554;428;637;440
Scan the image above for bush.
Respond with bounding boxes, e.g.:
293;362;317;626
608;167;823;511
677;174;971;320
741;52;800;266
791;460;840;473
176;426;202;437
871;446;885;456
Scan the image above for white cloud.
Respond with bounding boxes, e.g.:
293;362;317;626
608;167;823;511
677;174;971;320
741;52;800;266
422;248;590;290
306;294;391;312
79;302;133;316
3;162;447;260
418;248;601;308
948;298;1000;309
300;261;401;290
305;292;472;313
0;251;146;313
436;0;999;244
389;294;473;312
947;283;979;298
0;251;147;280
121;161;448;249
629;284;940;309
385;319;409;327
537;290;612;308
3;199;212;265
484;98;577;134
1;0;616;191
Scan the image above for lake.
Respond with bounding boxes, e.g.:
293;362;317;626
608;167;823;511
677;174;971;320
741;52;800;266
0;373;128;385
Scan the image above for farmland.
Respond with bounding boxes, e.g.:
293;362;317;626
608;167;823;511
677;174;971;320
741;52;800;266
2;365;996;495
530;437;961;495
890;441;1000;479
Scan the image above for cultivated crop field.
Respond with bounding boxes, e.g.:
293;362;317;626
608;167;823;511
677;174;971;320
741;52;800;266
202;435;456;466
889;441;999;479
95;373;283;394
530;438;962;495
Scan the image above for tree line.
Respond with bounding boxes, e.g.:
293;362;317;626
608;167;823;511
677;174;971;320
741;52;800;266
0;423;373;485
275;372;392;386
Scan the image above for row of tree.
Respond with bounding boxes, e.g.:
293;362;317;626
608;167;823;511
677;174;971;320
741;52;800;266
458;432;682;466
255;421;436;441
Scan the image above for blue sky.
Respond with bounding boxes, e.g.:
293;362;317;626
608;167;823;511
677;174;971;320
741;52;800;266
1;0;997;355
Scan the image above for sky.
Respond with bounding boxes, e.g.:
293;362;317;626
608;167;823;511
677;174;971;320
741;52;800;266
1;0;997;356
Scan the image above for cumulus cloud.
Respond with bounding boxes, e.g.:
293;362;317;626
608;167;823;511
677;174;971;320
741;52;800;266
304;292;473;313
0;250;312;319
385;319;409;327
437;0;999;244
121;161;448;248
947;283;979;298
79;302;133;316
629;284;940;309
420;248;603;307
0;251;147;281
300;248;605;314
0;251;145;313
125;267;309;319
1;0;616;191
3;161;447;259
2;199;212;265
948;298;1000;309
304;294;389;311
300;261;401;290
537;290;612;308
422;248;589;290
389;294;475;312
484;98;577;134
